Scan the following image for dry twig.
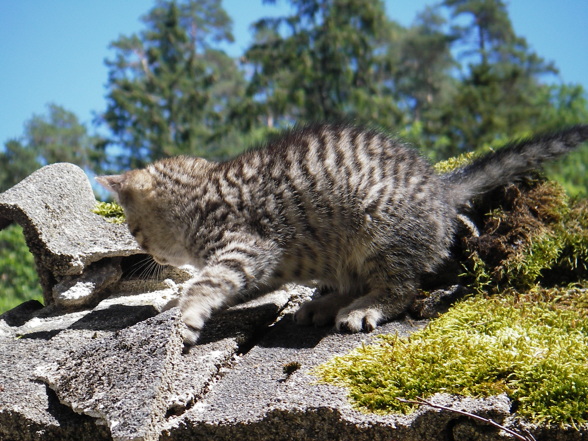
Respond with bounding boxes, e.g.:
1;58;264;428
397;397;536;441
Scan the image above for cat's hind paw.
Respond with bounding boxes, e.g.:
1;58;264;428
294;292;355;327
335;306;383;333
294;300;337;327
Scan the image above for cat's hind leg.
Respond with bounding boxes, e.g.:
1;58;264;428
333;242;428;333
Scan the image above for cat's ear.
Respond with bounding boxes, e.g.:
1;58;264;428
96;171;154;201
96;175;126;200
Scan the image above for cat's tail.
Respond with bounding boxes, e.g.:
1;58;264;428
442;124;588;207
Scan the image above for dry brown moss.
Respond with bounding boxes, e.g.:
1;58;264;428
459;177;588;292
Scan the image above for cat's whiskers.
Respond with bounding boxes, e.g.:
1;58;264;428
140;258;160;280
125;255;166;281
124;256;151;280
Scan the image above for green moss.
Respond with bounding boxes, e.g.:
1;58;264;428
433;151;476;173
505;231;564;288
314;286;588;427
431;146;587;294
92;201;126;224
558;199;588;273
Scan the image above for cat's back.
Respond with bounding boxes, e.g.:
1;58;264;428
235;123;445;216
212;124;452;255
146;123;454;278
151;124;448;223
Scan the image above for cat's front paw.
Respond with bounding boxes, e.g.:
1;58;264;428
335;306;383;333
180;300;208;346
181;324;201;347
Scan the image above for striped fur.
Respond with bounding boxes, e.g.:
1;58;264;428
97;123;588;345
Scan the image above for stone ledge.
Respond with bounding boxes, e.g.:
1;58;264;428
0;163;141;305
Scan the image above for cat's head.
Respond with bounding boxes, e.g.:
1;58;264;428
96;168;191;267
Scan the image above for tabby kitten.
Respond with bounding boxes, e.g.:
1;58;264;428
97;123;588;345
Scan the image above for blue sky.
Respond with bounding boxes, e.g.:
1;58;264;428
0;1;586;144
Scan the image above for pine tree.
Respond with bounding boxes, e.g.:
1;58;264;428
242;0;401;129
101;0;242;167
436;0;558;156
0;104;100;192
24;103;98;166
391;7;456;123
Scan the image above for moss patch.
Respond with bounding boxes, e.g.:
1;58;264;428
430;149;588;296
92;201;126;224
461;179;588;292
433;151;476;174
314;286;588;427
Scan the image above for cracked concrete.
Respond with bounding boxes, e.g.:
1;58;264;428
0;163;586;441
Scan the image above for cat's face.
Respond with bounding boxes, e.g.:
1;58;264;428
96;170;191;267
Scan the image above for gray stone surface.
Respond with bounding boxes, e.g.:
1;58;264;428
53;258;123;308
0;327;114;441
161;318;515;441
0;284;306;441
0;163;586;441
0;163;141;304
37;309;184;441
1;282;584;441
